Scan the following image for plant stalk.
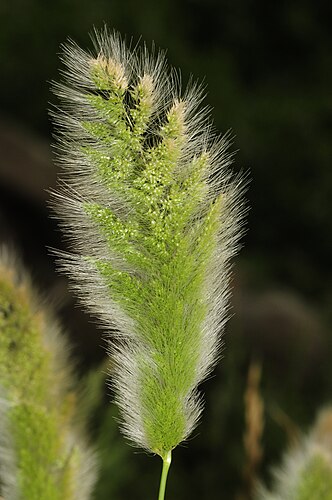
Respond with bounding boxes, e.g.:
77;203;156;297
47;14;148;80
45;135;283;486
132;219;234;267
158;451;172;500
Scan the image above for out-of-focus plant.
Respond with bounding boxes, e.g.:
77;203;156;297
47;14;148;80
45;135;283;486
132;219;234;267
240;360;264;498
257;407;332;500
50;27;246;498
0;248;97;499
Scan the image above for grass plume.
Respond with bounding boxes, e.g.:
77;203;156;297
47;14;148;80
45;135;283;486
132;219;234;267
0;248;96;499
51;27;246;462
257;408;332;500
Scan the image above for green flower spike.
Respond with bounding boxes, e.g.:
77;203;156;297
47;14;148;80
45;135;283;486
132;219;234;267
257;408;332;500
51;27;246;499
0;248;97;499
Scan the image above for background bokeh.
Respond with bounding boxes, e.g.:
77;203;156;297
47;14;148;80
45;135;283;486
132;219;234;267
0;0;331;498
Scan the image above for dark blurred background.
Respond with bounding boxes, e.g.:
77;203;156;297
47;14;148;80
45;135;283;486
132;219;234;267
0;0;331;498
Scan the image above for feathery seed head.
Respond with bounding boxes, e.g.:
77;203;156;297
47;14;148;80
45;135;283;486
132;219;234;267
51;27;246;458
0;248;97;499
257;408;332;500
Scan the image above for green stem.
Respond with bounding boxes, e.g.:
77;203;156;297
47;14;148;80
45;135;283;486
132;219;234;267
158;450;172;500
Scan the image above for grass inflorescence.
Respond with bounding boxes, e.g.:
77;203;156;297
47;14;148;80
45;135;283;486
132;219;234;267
51;27;246;461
